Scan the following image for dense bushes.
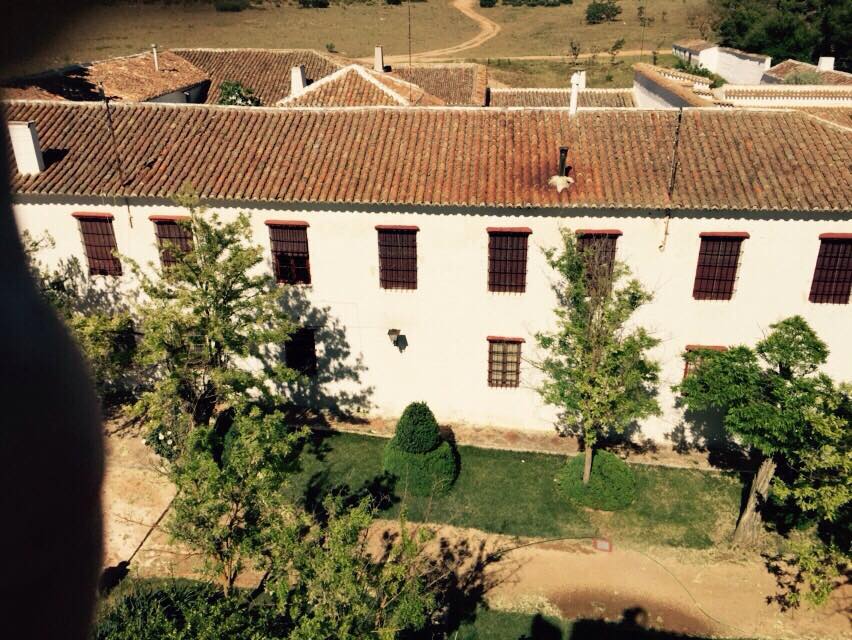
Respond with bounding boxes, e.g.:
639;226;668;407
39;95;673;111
383;402;458;496
585;0;621;23
214;0;250;11
218;81;261;106
298;0;330;7
673;59;726;88
556;450;636;511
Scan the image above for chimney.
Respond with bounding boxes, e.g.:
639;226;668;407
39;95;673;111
290;65;306;96
576;70;587;89
558;147;569;176
817;56;835;71
374;45;385;73
569;73;581;115
8;121;45;175
152;43;159;72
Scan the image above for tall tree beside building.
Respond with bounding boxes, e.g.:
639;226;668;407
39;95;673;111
677;316;846;548
130;188;298;457
535;228;660;484
711;0;852;71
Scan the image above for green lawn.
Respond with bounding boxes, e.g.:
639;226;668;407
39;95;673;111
287;432;742;549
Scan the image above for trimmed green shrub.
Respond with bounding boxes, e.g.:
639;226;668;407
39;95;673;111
556;450;636;511
214;0;250;12
585;0;621;23
384;439;458;496
394;402;441;454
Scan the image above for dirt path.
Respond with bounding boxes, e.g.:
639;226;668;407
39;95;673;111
102;435;850;639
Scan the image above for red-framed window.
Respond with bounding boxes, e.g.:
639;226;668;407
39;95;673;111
576;229;621;293
692;233;749;301
285;327;317;376
151;217;193;268
809;235;852;304
73;213;122;276
376;226;418;290
267;221;311;285
682;344;727;380
487;337;523;388
488;227;531;293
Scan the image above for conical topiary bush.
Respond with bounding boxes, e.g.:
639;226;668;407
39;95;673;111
383;402;458;496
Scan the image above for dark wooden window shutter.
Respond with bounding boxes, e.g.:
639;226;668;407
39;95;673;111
377;227;418;289
692;235;746;300
488;230;530;293
285;327;317;376
269;224;311;285
154;220;193;268
77;216;122;276
809;237;852;304
576;231;619;294
487;338;522;387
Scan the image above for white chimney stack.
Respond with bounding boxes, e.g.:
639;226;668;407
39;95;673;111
290;65;306;96
817;56;835;71
374;45;385;73
152;43;159;72
8;121;45;175
575;70;587;89
569;73;581;115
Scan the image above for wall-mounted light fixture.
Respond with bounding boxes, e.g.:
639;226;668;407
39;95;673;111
387;329;401;346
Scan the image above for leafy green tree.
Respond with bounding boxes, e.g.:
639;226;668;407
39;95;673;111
168;407;306;595
535;229;660;484
218;80;262;106
677;316;842;547
586;0;622;24
266;500;437;640
130;189;297;456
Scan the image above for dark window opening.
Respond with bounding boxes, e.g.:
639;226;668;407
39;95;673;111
692;236;745;300
269;225;311;285
154;220;193;268
488;231;529;293
576;232;619;294
809;238;852;304
78;216;122;276
682;345;727;380
487;339;522;388
378;228;417;289
285;328;317;376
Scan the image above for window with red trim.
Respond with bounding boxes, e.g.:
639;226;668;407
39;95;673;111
269;225;311;285
285;328;317;376
154;220;193;268
487;339;522;387
378;228;417;289
488;231;529;293
692;236;745;300
809;238;852;304
576;231;619;293
682;345;727;380
77;216;122;276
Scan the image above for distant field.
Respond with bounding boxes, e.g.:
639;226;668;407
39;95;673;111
485;53;679;88
13;0;702;76
473;0;708;58
10;1;479;75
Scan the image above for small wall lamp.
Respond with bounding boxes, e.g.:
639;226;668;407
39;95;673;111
387;329;401;346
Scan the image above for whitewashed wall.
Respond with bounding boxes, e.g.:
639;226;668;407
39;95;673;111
12;198;852;445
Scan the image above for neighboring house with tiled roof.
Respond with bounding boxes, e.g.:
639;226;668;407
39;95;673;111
762;59;852;86
278;65;444;107
633;64;716;109
390;63;488;106
672;41;772;84
715;84;852;107
172;48;343;104
1;50;209;103
4;100;851;441
489;88;635;108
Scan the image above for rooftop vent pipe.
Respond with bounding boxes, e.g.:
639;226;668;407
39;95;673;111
558;146;569;176
374;45;385;73
8;121;45;175
152;44;159;72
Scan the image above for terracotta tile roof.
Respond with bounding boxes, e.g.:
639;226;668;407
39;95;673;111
798;107;852;129
278;65;444;107
721;85;852;100
1;51;209;102
489;88;635;108
673;39;717;53
762;60;852;86
171;48;343;104
390;63;488;106
4;102;850;212
634;64;715;107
